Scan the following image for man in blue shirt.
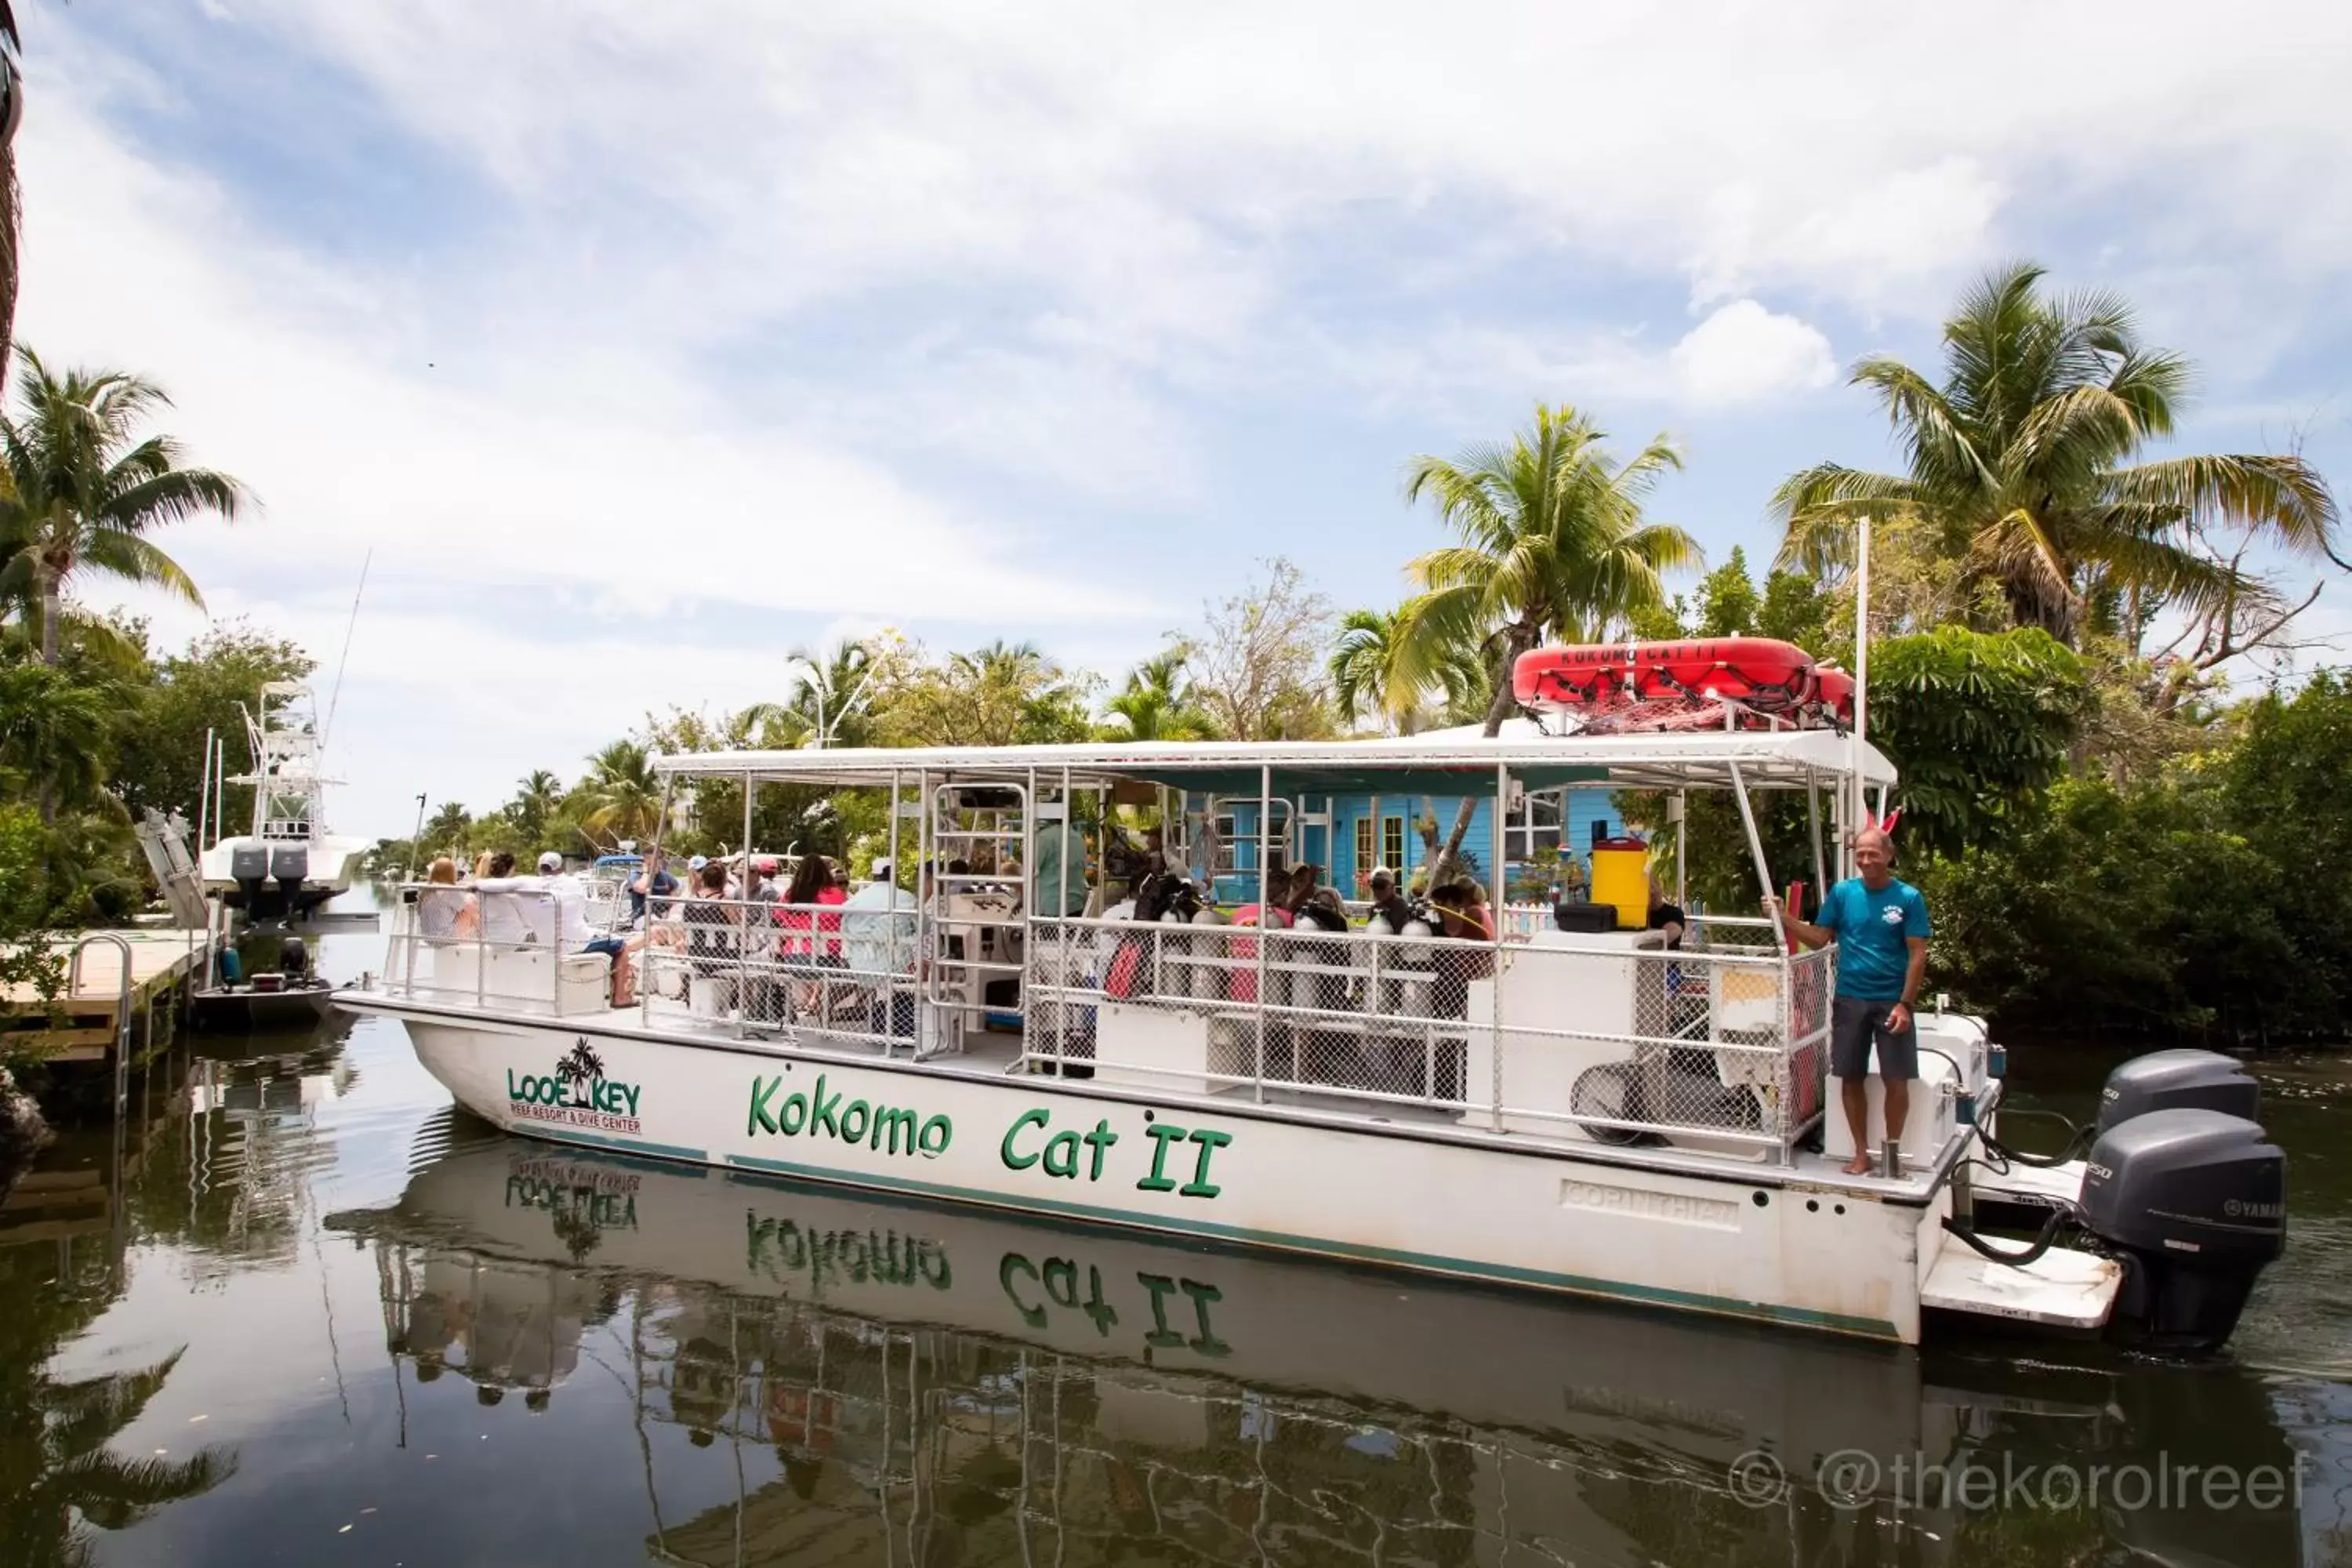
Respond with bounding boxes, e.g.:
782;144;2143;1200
1765;826;1930;1177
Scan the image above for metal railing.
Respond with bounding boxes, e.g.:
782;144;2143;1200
631;891;935;1054
376;882;626;1017
1024;916;1831;1156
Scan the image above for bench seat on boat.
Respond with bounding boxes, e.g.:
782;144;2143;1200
422;944;611;1016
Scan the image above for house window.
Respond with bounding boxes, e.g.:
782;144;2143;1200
1353;817;1374;880
1381;815;1406;872
1508;789;1566;860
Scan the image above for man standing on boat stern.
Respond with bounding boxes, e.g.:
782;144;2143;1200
1763;827;1929;1178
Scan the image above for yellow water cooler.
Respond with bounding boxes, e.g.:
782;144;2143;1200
1588;830;1650;929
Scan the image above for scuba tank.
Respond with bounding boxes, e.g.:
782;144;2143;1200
1189;902;1226;1001
1397;909;1435;1018
1160;904;1190;998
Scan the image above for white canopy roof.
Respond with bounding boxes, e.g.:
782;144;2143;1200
652;725;1896;793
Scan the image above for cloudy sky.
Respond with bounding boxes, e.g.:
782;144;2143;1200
21;0;2352;834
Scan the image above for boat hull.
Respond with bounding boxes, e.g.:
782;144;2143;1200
350;1001;1941;1342
189;984;336;1033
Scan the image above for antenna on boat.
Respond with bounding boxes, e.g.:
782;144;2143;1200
1850;515;1871;876
321;547;372;754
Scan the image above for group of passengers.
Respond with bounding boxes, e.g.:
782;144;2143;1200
416;848;633;999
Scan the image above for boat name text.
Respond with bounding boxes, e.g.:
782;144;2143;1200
746;1073;953;1159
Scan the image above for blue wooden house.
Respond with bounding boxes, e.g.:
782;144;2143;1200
1179;721;1625;905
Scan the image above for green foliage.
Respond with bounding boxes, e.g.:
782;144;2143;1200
876;639;1099;747
1913;776;2297;1035
0;804;64;1028
110;622;314;833
0;662;117;818
1693;549;1759;637
1867;626;2086;858
2216;672;2352;1018
1100;648;1218;741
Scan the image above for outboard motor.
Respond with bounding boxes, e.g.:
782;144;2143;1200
270;845;310;918
229;844;268;911
2096;1048;2260;1136
2081;1109;2285;1352
279;936;310;982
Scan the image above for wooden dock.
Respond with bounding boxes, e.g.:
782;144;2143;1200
2;929;211;1063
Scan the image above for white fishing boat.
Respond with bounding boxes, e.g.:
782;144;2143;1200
198;681;371;922
336;641;2288;1352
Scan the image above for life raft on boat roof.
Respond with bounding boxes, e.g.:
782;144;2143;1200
1512;638;1855;731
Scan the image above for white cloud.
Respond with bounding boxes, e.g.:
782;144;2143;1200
1668;301;1838;408
205;1;2352;326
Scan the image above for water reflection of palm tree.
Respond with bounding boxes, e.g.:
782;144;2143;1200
1;1348;235;1567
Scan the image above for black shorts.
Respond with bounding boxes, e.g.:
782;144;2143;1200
1831;995;1918;1080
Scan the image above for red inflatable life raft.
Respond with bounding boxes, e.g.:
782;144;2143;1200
1513;639;1855;730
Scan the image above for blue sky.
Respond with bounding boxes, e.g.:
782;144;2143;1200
21;0;2352;834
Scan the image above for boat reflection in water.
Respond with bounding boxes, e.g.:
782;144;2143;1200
331;1120;2310;1568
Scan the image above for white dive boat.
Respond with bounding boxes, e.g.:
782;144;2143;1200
337;644;2287;1352
199;681;371;921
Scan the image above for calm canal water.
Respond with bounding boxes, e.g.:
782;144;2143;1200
4;927;2350;1567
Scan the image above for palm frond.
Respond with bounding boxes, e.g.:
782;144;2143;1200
2103;452;2339;558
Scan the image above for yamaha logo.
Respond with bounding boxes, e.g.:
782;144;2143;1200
2223;1199;2284;1220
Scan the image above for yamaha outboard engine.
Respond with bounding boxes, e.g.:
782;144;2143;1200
2096;1048;2260;1135
270;845;310;919
2081;1109;2285;1352
230;844;268;911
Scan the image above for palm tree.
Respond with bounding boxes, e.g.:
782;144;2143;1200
740;638;879;749
0;350;250;666
1398;404;1700;880
1100;650;1216;741
1;1348;236;1567
510;768;564;833
576;740;662;848
0;662;113;825
1773;261;2339;641
423;801;471;854
1329;607;1489;735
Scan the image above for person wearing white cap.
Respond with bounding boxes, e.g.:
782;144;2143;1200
476;851;604;956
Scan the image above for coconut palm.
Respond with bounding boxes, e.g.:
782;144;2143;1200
1400;405;1697;735
510;769;564;833
576;740;662;848
0;662;114;824
1398;404;1699;880
1330;607;1490;735
1100;650;1216;741
742;639;880;750
0;350;250;666
423;801;471;854
1773;261;2339;641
